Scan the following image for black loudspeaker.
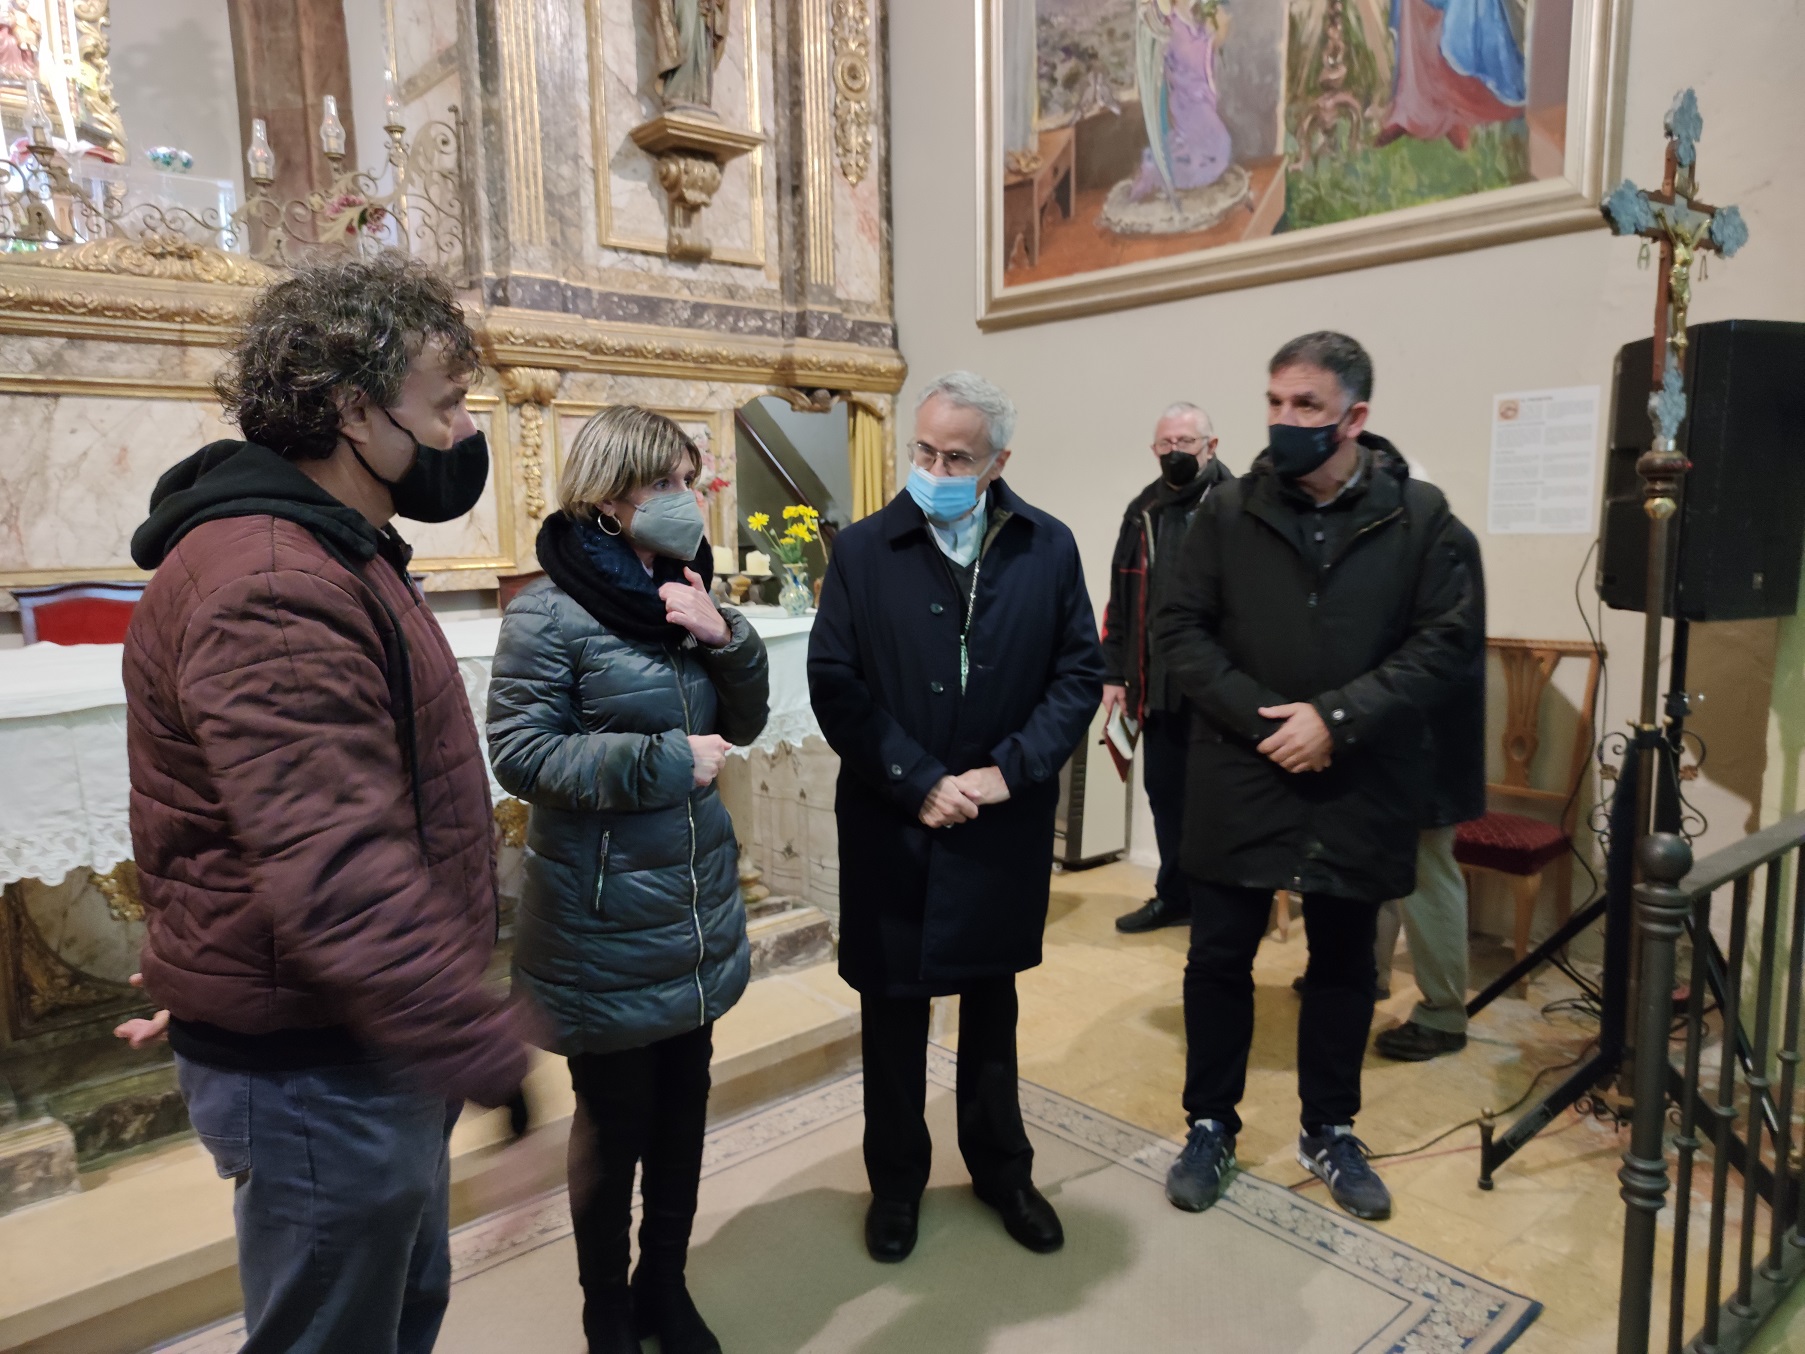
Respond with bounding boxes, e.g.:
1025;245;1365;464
1597;319;1805;621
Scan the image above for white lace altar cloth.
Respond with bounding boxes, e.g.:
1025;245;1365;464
0;609;819;887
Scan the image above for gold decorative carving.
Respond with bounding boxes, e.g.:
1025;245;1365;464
497;0;548;246
493;797;530;849
34;237;276;286
92;861;142;923
74;1;125;156
499;366;563;521
800;0;835;287
629;113;764;263
5;885;132;1032
0;267;906;392
768;387;837;414
830;0;873;186
487;314;906;393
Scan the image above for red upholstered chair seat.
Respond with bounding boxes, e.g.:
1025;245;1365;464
14;582;145;645
1455;812;1571;876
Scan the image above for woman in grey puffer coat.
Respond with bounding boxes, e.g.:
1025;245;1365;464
487;406;768;1354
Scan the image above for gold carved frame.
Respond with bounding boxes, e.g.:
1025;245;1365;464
976;0;1631;330
584;0;769;267
0;376;516;586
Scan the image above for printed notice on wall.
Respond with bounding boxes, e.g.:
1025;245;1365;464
1487;387;1601;535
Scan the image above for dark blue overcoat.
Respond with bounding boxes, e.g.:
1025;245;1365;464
807;480;1105;995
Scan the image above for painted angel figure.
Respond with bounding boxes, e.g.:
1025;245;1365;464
653;0;731;112
1129;0;1233;206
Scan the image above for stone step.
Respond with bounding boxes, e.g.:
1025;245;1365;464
0;961;863;1354
747;901;835;980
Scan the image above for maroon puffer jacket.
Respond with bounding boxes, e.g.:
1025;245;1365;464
124;443;528;1107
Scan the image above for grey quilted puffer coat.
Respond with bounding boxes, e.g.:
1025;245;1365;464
487;578;770;1055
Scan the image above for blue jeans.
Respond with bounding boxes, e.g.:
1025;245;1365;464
176;1055;460;1354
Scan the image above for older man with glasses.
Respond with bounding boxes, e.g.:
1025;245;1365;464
809;371;1104;1264
1101;402;1231;934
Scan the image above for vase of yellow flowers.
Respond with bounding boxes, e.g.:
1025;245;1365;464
746;505;824;616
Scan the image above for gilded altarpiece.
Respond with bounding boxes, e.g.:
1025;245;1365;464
0;0;899;1190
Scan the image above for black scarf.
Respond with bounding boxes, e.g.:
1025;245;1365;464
535;510;715;646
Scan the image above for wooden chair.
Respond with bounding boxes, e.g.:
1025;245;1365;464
1454;638;1603;970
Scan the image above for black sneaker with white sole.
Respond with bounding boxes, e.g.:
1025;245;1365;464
1297;1126;1392;1220
1166;1118;1237;1212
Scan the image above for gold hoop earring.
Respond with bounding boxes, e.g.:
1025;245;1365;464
596;512;623;537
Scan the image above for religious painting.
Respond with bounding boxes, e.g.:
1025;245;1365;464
978;0;1627;328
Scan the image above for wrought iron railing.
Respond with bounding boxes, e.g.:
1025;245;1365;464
1618;814;1805;1353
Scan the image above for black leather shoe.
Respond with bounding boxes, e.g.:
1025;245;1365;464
1116;895;1190;933
975;1183;1064;1253
865;1196;920;1262
1374;1021;1468;1062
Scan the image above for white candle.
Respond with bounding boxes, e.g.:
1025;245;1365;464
712;545;737;576
743;550;772;578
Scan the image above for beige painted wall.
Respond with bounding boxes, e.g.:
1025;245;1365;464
888;0;1805;891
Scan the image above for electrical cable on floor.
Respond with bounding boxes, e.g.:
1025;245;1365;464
1284;1042;1601;1192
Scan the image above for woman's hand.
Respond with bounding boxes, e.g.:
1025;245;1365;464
688;734;733;787
661;569;732;647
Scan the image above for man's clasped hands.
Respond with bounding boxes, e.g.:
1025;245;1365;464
918;766;1010;828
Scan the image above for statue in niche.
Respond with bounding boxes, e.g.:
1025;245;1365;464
0;1;43;83
652;0;730;113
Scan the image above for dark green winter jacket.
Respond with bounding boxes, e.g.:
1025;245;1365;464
487;576;770;1055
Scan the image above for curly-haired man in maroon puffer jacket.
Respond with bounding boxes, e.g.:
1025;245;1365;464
116;253;533;1354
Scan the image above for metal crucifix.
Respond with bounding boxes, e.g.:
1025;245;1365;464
1606;90;1750;1354
1601;89;1749;861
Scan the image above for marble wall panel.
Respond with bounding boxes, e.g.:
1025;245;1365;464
0;393;234;581
0;389;513;583
833;163;885;307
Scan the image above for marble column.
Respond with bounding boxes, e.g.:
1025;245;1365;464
225;0;360;208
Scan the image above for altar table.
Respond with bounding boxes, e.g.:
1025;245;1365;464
0;609;819;888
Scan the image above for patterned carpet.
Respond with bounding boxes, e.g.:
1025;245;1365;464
158;1046;1539;1353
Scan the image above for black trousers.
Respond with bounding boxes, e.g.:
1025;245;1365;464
566;1022;714;1303
860;978;1034;1202
1181;882;1381;1136
1141;711;1190;910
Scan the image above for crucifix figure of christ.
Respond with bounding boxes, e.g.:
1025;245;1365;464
1606;91;1750;1354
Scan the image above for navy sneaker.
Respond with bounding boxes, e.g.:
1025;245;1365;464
1166;1119;1237;1212
1297;1126;1392;1220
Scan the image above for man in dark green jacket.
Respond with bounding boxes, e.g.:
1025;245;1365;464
1152;332;1472;1224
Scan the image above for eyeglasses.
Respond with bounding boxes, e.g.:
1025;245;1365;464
1153;436;1208;453
908;440;986;474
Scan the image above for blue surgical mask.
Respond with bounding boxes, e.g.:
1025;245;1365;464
906;464;982;524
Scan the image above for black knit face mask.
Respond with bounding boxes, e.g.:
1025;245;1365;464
1267;417;1344;478
353;407;491;523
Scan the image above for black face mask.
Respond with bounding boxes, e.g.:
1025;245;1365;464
348;407;491;523
1267;417;1345;479
1159;450;1201;486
